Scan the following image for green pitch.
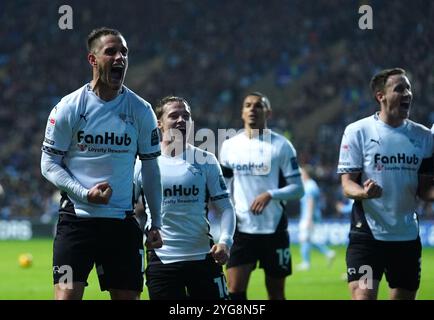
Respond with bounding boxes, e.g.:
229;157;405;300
1;239;433;300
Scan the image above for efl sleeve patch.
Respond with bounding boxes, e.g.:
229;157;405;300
151;128;160;146
290;157;299;170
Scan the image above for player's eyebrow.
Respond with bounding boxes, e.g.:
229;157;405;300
394;82;411;92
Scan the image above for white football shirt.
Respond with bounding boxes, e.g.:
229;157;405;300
42;84;160;218
220;130;301;234
134;145;230;264
337;113;433;241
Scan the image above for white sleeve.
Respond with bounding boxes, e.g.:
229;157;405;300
205;153;235;248
337;125;363;174
212;199;235;249
268;139;304;200
40;151;88;202
42;100;76;153
141;158;162;228
133;160;143;203
137;104;161;160
268;175;304;200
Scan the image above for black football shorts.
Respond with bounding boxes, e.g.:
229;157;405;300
346;232;421;291
227;230;292;278
53;213;144;292
146;251;229;300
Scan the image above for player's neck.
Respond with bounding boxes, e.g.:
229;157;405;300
90;79;121;102
244;125;267;139
378;111;405;128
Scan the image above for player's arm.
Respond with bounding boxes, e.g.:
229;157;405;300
140;158;163;249
41;150;112;204
207;154;235;264
251;174;305;215
41;152;88;202
417;155;434;201
338;125;381;201
340;172;382;200
209;197;236;265
267;174;305;201
132;162;148;229
251;140;305;214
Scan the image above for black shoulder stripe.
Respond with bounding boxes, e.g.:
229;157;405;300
419;156;434;175
220;165;233;178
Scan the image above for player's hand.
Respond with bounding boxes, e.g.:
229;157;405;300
145;227;163;249
250;192;272;215
87;182;112;204
362;179;382;199
209;243;230;265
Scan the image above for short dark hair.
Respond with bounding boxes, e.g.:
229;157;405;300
370;68;406;104
245;92;271;110
155;96;190;119
87;27;122;53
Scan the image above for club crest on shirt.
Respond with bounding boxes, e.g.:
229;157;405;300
187;163;202;176
409;138;421;149
119;113;134;125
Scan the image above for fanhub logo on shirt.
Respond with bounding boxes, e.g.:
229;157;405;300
374;153;419;165
231;162;270;175
77;131;131;146
164;185;199;197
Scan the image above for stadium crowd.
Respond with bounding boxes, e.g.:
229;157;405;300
1;0;433;220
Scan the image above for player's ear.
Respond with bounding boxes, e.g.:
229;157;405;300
375;91;385;104
157;119;162;129
88;53;97;67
